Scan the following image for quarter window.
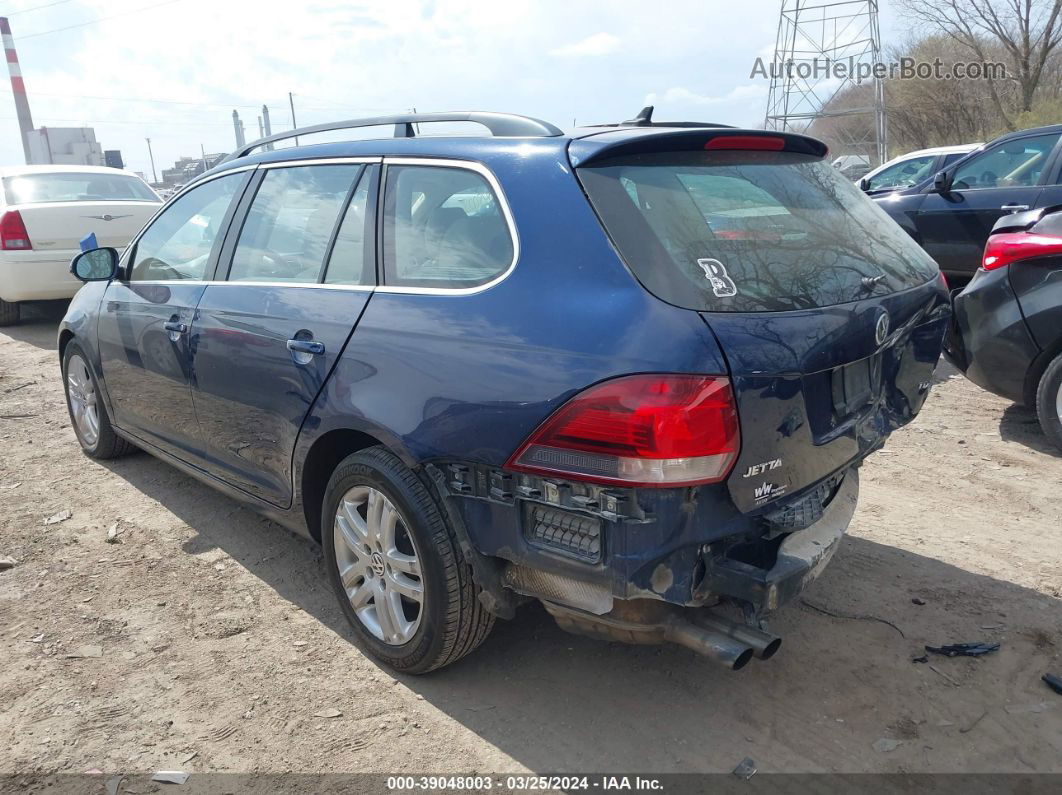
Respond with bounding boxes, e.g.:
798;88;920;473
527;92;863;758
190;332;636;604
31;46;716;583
382;165;513;289
229;164;362;283
130;172;243;282
323;172;373;285
951;133;1061;190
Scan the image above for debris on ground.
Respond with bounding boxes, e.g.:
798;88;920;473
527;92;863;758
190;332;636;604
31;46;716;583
959;711;987;734
0;555;17;570
1043;673;1062;695
928;665;961;686
1003;702;1049;715
151;771;190;784
925;642;1000;658
313;708;342;719
732;757;757;780
872;738;902;753
106;523;121;544
66;645;103;659
911;597;926;606
800;599;906;638
912;654;929;664
43;509;72;526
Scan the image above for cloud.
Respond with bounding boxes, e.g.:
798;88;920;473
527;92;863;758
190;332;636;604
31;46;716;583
549;32;620;57
645;85;768;107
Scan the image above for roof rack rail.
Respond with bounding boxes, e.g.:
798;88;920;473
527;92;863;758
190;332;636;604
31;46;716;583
586;105;733;130
221;111;564;162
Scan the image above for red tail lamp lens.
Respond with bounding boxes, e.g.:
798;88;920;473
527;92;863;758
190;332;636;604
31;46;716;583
507;375;740;487
983;232;1062;271
0;210;31;250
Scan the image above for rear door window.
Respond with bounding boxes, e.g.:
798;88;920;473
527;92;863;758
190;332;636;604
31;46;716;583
578;151;939;312
381;164;514;289
228;164;363;283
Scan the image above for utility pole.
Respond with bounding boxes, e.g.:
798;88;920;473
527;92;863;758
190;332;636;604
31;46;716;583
289;92;298;145
145;137;158;184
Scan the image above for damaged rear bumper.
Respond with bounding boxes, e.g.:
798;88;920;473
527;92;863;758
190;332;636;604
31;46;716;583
436;461;859;619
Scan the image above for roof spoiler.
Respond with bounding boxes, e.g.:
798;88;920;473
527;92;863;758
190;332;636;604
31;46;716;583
220;111;564;163
569;127;829;167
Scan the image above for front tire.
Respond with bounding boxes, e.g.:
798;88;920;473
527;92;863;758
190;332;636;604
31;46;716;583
0;298;19;326
1035;353;1062;453
62;342;135;459
322;446;494;673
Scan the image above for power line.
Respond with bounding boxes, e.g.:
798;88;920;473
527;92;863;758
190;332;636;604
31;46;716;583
3;0;75;16
17;0;182;41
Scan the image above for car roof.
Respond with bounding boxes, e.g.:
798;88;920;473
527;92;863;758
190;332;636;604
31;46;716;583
0;164;139;178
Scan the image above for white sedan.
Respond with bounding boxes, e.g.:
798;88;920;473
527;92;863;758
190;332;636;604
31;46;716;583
0;165;162;325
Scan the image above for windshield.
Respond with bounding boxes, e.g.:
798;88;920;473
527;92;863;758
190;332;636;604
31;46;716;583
578;151;939;312
3;172;159;205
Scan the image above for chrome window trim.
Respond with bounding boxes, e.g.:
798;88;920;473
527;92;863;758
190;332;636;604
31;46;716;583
259;156;381;169
123;279;375;292
375;156;519;296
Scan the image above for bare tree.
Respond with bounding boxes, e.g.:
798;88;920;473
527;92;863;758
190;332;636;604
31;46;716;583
898;0;1062;129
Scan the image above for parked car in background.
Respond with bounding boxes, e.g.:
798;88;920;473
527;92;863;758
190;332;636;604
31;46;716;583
0;165;160;325
831;154;871;180
858;143;981;196
58;109;950;674
875;124;1062;282
945;205;1062;451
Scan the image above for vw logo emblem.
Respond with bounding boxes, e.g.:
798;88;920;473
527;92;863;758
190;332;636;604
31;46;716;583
875;313;890;345
370;551;386;577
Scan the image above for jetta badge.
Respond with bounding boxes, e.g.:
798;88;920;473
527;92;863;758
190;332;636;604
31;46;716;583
875;312;889;345
82;214;131;222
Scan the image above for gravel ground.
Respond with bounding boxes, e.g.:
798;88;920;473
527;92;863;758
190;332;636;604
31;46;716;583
1;300;1060;776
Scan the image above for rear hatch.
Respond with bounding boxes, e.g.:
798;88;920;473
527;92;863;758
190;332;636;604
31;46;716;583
3;171;160;253
574;130;950;512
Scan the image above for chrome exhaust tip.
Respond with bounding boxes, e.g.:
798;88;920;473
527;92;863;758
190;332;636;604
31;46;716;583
664;621;755;670
695;613;782;660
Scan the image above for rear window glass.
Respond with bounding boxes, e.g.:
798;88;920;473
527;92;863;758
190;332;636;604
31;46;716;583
578;151;939;312
3;172;159;204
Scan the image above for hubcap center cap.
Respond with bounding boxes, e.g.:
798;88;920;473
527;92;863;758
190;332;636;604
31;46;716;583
370;551;385;577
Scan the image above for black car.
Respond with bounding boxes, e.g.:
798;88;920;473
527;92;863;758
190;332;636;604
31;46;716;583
945;206;1062;451
875;124;1062;281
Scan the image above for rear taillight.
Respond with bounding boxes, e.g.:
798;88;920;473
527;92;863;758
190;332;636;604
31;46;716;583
0;210;32;250
507;374;740;488
983;232;1062;271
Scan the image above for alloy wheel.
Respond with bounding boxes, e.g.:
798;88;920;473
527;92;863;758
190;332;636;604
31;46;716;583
66;354;100;447
333;485;424;645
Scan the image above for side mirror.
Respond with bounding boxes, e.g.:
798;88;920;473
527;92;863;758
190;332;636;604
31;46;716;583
933;170;952;193
858;177;869;192
70;247;119;282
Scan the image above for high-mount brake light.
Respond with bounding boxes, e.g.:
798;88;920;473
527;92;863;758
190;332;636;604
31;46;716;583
507;374;740;488
704;136;786;152
0;210;32;250
982;232;1062;271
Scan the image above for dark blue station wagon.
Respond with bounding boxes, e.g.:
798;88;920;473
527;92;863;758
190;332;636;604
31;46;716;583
60;110;950;673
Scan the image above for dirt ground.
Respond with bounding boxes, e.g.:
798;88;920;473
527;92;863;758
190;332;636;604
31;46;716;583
1;300;1060;776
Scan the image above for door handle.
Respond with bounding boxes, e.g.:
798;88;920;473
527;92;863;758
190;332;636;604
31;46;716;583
1001;204;1030;212
286;339;325;355
163;321;188;334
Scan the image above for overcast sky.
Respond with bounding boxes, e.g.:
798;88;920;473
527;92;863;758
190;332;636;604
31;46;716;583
0;0;901;179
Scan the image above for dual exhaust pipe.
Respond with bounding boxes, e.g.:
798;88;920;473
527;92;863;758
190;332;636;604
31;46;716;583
542;597;781;672
666;612;782;671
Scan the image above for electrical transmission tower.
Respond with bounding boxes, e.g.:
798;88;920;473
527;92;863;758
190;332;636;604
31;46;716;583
764;0;887;166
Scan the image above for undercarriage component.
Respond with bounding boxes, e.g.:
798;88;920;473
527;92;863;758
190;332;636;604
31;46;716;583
541;599;781;671
502;563;613;614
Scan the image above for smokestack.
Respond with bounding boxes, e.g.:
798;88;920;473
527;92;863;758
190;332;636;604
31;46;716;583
261;104;273;151
232;109;246;149
257;115;264;138
1;17;35;164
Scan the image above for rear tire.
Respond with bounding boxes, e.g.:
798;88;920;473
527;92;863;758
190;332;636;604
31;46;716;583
62;342;135;459
1035;353;1062;453
322;446;494;673
0;298;19;326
